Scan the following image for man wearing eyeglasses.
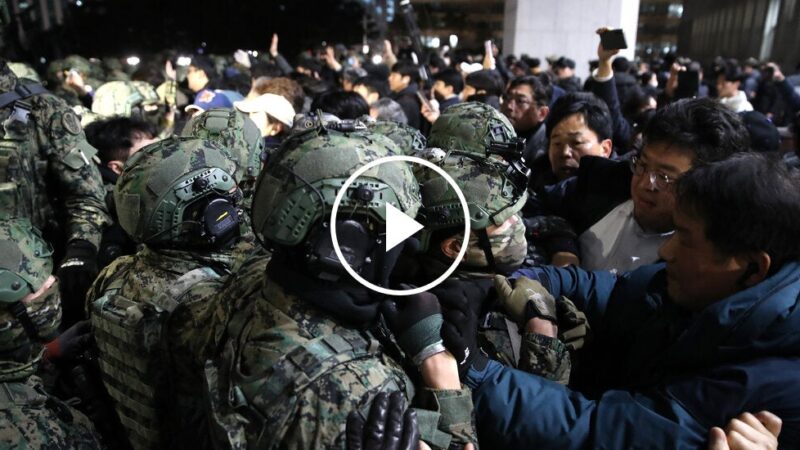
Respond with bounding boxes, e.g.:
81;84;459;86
501;76;552;166
535;97;750;272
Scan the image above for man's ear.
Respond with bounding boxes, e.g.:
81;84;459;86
401;75;411;86
440;236;462;260
266;122;284;137
742;251;771;287
536;105;550;122
600;138;613;158
107;160;125;175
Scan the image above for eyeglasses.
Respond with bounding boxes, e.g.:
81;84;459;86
501;94;533;107
629;155;678;191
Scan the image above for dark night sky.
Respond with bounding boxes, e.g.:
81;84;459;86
15;0;373;60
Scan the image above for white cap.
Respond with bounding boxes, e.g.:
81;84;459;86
234;93;295;127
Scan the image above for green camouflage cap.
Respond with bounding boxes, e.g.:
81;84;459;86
91;80;148;117
427;101;517;158
252;122;421;246
0;219;53;303
0;218;60;380
415;150;527;231
366;120;427;156
62;55;93;76
114;136;241;246
7;62;41;83
181;108;265;197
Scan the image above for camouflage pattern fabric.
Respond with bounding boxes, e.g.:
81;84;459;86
451;214;527;269
7;63;41;83
208;268;475;450
113;136;241;247
91;81;151;118
252;126;421;246
180;108;265;206
0;376;103;449
0;63;111;250
426;101;516;159
87;244;239;450
366;120;426;155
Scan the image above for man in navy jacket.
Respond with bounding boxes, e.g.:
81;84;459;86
437;152;800;449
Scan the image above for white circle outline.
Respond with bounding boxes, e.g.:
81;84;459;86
330;155;470;296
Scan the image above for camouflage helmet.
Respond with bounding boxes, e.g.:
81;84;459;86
92;80;148;117
0;219;61;381
427;101;517;159
7;62;41;82
181;108;265;198
131;80;160;105
415;149;527;231
62;54;93;76
366;120;427;156
114;136;243;248
252;118;421;247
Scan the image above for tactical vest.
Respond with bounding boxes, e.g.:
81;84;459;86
205;299;412;450
90;267;221;450
0;82;48;225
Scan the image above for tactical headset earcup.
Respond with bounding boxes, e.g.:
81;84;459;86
202;198;241;248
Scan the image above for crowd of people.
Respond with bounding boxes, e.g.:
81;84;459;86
0;24;799;450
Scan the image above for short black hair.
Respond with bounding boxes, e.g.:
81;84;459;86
190;55;218;80
433;69;464;94
676;152;800;270
310;91;370;120
508;75;551;107
390;62;421;84
85;117;156;163
642;97;750;164
251;62;284;80
353;76;390;99
714;59;744;82
545;92;612;141
465;69;504;96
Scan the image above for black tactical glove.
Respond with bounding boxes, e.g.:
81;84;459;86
45;320;93;362
347;392;419;450
381;291;446;366
435;279;490;381
57;240;98;325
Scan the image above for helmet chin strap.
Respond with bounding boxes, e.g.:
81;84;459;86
476;228;497;273
9;302;40;342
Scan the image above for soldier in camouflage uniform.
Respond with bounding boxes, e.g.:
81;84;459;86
365;118;427;156
86;136;248;450
413;103;586;384
89;80;171;137
0;59;112;327
47;55;102;108
205;118;476;450
0;217;103;449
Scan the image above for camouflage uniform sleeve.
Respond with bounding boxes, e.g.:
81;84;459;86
413;387;478;449
84;255;135;314
519;332;571;384
281;360;410;450
32;93;111;248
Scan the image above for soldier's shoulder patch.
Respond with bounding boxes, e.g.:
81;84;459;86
62;111;82;135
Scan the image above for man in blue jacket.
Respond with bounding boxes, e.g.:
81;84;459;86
436;152;800;448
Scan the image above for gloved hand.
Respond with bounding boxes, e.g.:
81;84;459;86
557;296;591;351
57;240;98;324
435;279;490;381
45;320;93;362
381;291;446;366
347;391;419;450
493;275;557;327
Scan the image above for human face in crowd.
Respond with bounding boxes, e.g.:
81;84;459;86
107;131;156;175
432;80;454;101
353;84;379;105
461;84;476;101
716;74;740;99
658;208;751;311
547;113;612;179
630;142;693;233
186;65;208;93
501;84;549;134
388;72;409;93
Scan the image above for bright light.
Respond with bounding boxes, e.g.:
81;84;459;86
176;56;192;67
250;50;259;58
371;55;383;65
75;0;82;6
449;34;458;48
126;56;140;66
430;37;441;48
362;44;370;54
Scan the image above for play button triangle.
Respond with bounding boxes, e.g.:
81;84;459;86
385;203;424;252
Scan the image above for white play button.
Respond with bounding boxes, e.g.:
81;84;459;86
385;203;424;252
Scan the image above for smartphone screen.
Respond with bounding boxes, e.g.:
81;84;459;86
600;29;628;50
676;70;700;98
416;90;433;111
